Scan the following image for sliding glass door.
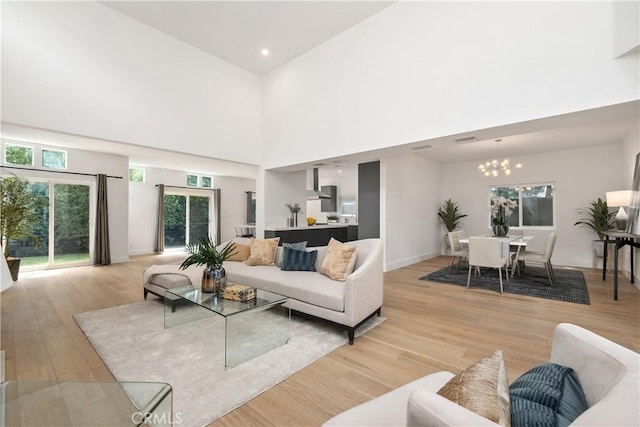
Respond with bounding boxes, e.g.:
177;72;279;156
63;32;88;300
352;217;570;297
163;193;211;249
10;179;92;269
53;183;90;265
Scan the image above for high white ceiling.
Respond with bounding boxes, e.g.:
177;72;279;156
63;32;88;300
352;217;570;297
101;1;394;76
2;2;638;180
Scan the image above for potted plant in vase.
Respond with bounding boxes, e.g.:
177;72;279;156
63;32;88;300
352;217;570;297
574;198;615;267
0;175;48;281
437;199;468;253
180;237;237;294
285;203;303;227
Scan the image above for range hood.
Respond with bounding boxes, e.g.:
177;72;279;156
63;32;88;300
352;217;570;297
306;168;331;200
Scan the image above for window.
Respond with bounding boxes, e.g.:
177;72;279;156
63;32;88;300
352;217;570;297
490;184;555;228
186;174;198;187
201;176;212;188
41;148;67;169
129;168;145;183
4;143;34;166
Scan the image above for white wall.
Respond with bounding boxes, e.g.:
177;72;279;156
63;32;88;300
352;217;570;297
259;170;307;235
1;139;129;263
383;154;441;271
440;143;623;268
613;0;640;57
262;1;638;169
128;166;255;255
1;2;262;165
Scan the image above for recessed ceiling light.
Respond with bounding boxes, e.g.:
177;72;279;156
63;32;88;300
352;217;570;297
261;49;269;56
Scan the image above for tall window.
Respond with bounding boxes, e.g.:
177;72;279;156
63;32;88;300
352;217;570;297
163;193;211;248
490;184;555;228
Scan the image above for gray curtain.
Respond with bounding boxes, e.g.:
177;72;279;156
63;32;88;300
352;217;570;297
213;189;221;245
154;184;165;253
94;174;111;265
246;191;254;224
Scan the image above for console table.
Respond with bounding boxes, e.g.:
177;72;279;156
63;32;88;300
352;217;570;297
602;231;640;300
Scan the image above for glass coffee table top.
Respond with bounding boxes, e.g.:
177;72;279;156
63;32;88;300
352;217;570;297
165;285;288;318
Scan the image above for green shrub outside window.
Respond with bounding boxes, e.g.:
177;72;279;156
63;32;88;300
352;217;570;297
186;174;198;187
129;168;145;182
4;144;34;166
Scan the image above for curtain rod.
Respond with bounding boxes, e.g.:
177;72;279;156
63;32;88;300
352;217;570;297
156;184;219;191
1;165;123;179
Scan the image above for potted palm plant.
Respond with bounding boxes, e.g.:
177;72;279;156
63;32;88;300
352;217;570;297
437;199;468;255
574;198;615;263
0;175;48;281
180;237;237;294
437;199;468;232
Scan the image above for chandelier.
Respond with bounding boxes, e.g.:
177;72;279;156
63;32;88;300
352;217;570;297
478;139;522;177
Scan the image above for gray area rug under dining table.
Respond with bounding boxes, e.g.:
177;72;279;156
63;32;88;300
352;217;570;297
420;265;590;305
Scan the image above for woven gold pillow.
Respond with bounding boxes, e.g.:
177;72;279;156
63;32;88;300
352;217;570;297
319;238;357;281
437;350;510;426
245;238;280;266
227;243;250;262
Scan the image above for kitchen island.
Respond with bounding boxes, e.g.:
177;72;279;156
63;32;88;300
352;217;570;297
265;224;358;246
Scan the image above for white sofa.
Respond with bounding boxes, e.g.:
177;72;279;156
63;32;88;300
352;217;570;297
144;238;383;344
323;323;640;426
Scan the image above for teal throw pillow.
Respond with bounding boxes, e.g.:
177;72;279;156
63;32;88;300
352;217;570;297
281;247;317;271
276;241;307;267
510;363;588;427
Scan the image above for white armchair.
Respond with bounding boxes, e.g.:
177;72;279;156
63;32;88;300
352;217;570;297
323;323;639;426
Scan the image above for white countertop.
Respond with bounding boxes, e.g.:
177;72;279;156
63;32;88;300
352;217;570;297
266;223;356;231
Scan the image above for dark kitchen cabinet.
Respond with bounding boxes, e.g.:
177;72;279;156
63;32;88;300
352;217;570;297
320;185;337;212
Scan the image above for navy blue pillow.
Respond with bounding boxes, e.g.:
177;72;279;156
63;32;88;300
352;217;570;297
281;247;317;271
510;363;588;427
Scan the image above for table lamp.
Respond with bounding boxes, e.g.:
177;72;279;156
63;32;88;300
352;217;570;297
606;190;633;231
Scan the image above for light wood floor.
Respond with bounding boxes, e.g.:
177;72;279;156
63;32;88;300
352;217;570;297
1;255;639;426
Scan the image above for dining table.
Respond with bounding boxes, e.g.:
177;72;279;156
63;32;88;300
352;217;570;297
460;234;535;278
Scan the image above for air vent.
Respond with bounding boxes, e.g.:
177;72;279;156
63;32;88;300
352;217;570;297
455;136;478;144
410;144;433;151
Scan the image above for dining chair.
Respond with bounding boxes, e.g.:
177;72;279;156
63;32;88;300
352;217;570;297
517;232;558;287
447;230;468;272
467;236;509;293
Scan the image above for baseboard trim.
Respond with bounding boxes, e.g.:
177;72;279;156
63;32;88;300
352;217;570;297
386;252;439;271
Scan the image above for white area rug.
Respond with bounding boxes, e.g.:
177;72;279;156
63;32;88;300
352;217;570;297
74;300;383;427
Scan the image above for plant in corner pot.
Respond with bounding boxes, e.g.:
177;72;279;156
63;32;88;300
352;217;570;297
574;198;615;259
490;196;518;237
180;237;237;294
285;203;303;227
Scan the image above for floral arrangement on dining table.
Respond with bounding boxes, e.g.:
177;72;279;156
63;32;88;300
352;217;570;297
491;195;518;236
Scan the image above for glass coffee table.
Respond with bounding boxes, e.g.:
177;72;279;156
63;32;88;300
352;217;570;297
0;381;172;426
164;285;290;367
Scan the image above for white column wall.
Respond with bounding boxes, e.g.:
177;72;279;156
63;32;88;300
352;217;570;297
383;154;441;271
440;143;623;268
1;2;262;165
262;1;638;169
